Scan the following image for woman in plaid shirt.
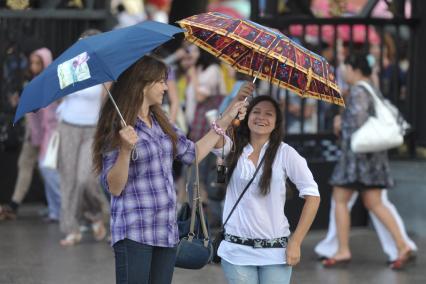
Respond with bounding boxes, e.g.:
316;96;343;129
93;55;252;284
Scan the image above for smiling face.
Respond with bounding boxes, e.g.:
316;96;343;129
143;78;168;107
248;100;277;137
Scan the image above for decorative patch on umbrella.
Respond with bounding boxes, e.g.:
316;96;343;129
57;52;91;89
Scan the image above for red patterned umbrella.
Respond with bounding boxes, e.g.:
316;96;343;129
177;12;344;107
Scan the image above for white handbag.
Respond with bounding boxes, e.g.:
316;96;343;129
41;130;60;169
350;81;408;153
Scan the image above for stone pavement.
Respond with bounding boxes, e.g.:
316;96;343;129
0;205;425;284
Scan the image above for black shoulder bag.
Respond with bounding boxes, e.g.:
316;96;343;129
211;155;266;263
175;147;213;269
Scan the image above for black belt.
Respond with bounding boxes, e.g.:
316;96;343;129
224;233;288;249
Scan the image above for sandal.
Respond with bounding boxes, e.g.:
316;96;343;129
389;250;416;270
92;221;107;241
0;204;17;221
322;257;351;268
60;233;82;246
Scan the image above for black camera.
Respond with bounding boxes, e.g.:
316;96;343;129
216;164;228;184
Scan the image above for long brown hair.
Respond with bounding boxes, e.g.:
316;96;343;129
226;95;284;195
93;55;178;175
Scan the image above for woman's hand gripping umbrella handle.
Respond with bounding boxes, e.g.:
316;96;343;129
231;81;255;127
103;83;138;160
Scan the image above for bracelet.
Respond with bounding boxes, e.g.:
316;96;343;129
211;120;226;136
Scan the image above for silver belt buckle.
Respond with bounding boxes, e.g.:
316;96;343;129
253;239;262;248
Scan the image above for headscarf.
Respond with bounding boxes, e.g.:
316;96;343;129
27;47;53;148
31;47;53;68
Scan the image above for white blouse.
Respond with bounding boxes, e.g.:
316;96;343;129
212;141;319;265
57;84;103;126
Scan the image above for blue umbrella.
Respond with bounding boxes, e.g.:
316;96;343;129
14;21;183;124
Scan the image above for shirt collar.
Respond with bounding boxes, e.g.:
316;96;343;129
135;113;158;134
243;140;270;156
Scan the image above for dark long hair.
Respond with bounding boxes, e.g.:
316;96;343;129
226;95;284;195
93;55;178;175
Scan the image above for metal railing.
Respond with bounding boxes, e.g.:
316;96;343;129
0;7;113;151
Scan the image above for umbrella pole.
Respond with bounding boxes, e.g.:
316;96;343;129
242;76;258;103
102;83;127;127
102;83;139;161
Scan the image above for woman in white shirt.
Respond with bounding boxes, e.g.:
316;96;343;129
213;95;321;284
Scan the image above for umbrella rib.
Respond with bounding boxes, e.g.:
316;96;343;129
252;37;280;84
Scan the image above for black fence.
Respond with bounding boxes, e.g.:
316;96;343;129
0;8;111;62
0;7;113;202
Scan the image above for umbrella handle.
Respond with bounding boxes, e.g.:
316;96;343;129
102;83;139;161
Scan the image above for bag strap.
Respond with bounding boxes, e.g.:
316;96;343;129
188;145;210;247
356;81;383;105
357;81;405;124
358;81;410;134
356;81;394;116
222;154;266;228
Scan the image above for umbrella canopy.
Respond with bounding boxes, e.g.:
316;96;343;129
177;12;344;107
14;21;183;123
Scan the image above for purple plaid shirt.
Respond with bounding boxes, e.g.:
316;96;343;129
101;115;195;247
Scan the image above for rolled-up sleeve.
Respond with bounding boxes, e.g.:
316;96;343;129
174;126;195;165
283;145;319;198
100;149;119;193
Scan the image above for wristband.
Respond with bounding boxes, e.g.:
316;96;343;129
211;120;226;136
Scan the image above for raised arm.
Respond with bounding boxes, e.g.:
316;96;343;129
195;100;246;161
195;81;254;158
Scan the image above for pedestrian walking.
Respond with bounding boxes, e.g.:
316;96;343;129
56;29;109;246
0;47;61;222
315;190;417;264
323;52;414;269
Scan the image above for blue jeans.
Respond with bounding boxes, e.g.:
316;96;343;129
113;239;177;284
221;259;292;284
38;165;61;220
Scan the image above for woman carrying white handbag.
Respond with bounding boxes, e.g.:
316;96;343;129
324;52;414;270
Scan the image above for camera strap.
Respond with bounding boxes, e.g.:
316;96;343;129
221;154;266;228
221;135;225;160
